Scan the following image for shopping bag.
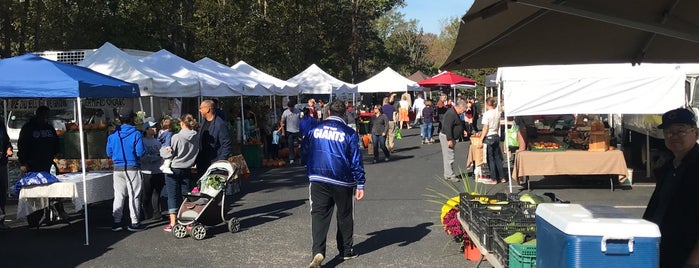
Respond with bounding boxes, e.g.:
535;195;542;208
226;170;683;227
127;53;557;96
506;124;519;148
395;127;402;140
474;164;491;182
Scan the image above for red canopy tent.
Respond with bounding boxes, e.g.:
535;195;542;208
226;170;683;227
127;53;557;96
418;71;476;87
418;71;476;98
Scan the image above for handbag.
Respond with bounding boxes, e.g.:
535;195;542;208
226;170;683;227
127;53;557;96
506;124;520;148
395;127;402;140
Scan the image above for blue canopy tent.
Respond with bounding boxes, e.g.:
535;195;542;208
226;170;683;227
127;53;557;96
0;54;140;245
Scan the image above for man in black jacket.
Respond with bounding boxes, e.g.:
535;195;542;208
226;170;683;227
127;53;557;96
0;123;13;230
643;108;699;268
439;100;468;182
18;106;61;227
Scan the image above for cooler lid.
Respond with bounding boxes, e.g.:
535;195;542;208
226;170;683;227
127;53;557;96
536;203;660;237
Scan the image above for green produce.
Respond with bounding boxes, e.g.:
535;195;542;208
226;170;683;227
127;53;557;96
524;238;537;245
519;193;547;204
503;232;525;244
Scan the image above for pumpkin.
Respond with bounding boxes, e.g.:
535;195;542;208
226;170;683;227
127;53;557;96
278;160;285;167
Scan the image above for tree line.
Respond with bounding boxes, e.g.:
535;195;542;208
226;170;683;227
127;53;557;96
0;0;493;94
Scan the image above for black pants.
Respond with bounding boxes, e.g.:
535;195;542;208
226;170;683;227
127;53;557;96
0;163;7;224
141;173;165;220
310;182;355;257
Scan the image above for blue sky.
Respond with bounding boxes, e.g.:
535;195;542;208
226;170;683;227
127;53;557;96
397;0;474;34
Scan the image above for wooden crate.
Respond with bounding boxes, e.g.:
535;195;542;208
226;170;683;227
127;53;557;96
588;130;609;152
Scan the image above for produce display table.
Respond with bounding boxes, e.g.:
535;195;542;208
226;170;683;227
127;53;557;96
512;150;628;190
457;212;504;268
16;171;113;219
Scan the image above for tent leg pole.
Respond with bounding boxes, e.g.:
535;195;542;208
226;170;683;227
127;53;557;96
646;130;651;177
76;97;90;246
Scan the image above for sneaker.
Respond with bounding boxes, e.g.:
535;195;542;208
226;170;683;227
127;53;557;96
309;253;324;268
481;180;497;185
341;250;359;260
372;159;377;164
127;223;146;232
384;157;390;162
445;177;461;182
289;160;295;165
111;222;123;232
163;224;173;232
0;223;10;231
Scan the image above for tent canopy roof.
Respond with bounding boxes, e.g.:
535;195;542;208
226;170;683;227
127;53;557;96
78;42;199;97
499;63;688;116
195;58;273;96
357;67;421;93
0;54;139;98
286;64;357;95
231;60;300;96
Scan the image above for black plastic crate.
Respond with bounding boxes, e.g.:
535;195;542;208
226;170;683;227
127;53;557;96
474;213;536;252
491;222;537;266
459;192;508;225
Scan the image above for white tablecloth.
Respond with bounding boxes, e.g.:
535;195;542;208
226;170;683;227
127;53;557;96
17;171;113;218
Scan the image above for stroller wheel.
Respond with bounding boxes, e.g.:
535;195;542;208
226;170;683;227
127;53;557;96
228;218;241;233
172;224;188;239
190;224;207;240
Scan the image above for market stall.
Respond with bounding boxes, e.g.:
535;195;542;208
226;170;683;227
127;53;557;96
0;53;140;245
17;172;114;219
498;63;687;192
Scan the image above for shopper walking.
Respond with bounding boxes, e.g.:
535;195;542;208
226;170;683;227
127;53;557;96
303;101;366;268
370;105;390;163
281;100;301;165
106;108;146;231
421;99;436;144
381;97;396;153
439;100;468;182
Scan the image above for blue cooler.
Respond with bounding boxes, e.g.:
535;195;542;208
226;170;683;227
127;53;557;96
536;203;660;268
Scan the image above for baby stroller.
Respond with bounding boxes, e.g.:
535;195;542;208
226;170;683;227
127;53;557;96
172;160;241;240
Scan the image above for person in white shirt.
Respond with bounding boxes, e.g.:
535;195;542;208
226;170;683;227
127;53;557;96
411;93;425;129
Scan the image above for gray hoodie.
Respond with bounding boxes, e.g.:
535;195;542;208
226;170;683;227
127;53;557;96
170;129;200;169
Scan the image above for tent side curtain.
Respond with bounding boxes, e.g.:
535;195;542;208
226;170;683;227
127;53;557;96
500;64;686;116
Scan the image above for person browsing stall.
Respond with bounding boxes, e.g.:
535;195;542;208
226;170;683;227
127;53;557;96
106;108;146;231
303;101;366;268
643;108;699;268
478;97;505;184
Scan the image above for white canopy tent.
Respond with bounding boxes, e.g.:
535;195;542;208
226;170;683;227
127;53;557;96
78;42;200;98
231;60;300;96
139;50;242;97
498;64;686;116
195;58;273;96
287;64;357;101
496;63;688;193
356;67;421;93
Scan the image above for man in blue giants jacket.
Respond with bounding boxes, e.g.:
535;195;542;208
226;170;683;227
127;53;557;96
304;101;366;268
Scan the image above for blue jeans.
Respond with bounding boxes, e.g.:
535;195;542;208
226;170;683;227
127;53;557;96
286;131;299;162
485;136;505;182
372;134;390;160
165;168;193;214
421;122;433;141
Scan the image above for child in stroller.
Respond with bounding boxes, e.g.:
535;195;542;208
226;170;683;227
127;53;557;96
170;160;241;240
